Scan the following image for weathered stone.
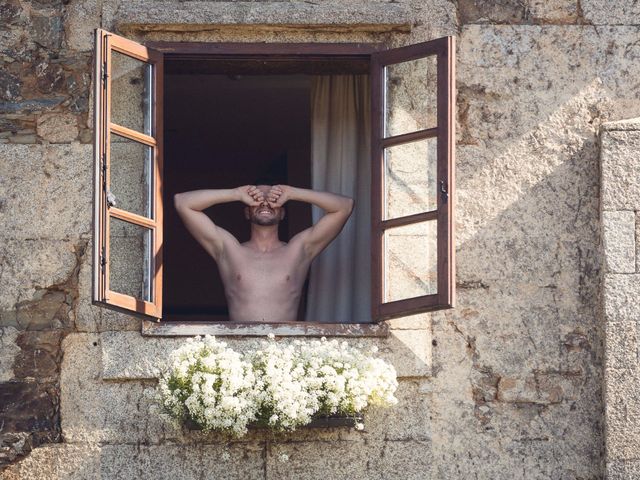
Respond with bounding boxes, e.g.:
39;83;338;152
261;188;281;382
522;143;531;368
0;239;80;313
605;368;640;461
528;0;579;23
0;144;92;241
606;322;638;369
109;1;412;34
357;380;431;442
13;330;62;379
266;440;377;480
636;211;640;274
497;372;580;404
63;0;100;52
0;444;101;480
0;70;21;102
96;443;265;480
371;440;434;480
0;380;58;432
607;459;640;479
33;60;66;95
0;0;24;27
61;333;153;443
0;97;66;114
0;327;21;382
601;129;640;210
602;210;636;273
36;113;78;143
604;274;640;323
30;12;63;50
458;0;528;25
6;133;36;144
581;0;640;25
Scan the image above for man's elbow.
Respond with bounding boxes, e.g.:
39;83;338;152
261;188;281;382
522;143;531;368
173;192;187;212
345;197;355;215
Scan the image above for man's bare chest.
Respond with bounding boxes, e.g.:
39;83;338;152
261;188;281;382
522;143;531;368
219;245;308;289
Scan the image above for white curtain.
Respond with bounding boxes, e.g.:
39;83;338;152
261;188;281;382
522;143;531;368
305;75;371;323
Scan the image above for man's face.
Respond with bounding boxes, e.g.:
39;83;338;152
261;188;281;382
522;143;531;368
246;185;284;226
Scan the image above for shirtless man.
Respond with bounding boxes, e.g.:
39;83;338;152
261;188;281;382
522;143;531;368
173;185;354;322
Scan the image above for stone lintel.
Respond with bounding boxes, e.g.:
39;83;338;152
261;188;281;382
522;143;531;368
115;1;412;33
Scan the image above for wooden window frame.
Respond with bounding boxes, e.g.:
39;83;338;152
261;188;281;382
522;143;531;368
93;29;164;319
93;33;455;337
370;36;456;322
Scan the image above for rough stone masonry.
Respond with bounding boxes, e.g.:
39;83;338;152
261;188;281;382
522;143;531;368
2;0;640;478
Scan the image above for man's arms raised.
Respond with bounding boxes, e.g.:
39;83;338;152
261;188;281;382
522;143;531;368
268;185;354;260
174;186;263;259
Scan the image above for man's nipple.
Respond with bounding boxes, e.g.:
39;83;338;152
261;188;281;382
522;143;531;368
236;274;242;281
286;275;290;282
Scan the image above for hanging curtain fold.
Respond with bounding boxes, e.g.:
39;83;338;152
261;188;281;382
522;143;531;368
305;75;371;323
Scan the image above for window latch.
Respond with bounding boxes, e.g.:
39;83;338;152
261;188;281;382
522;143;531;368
106;189;117;208
440;180;448;203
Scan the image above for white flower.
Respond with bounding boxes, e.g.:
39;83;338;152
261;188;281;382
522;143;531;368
278;453;289;463
151;335;398;436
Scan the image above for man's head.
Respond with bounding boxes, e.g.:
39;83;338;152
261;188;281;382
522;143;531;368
244;185;285;226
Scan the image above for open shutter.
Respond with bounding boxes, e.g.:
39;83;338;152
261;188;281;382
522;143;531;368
371;36;455;322
93;29;164;319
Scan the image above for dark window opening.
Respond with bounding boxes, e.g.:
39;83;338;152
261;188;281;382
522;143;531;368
162;59;366;322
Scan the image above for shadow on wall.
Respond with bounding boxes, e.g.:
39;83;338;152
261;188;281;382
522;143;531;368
424;76;616;476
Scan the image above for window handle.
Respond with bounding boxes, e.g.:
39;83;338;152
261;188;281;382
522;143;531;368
106;190;117;208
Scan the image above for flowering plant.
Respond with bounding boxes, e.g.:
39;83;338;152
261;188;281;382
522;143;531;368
152;334;398;436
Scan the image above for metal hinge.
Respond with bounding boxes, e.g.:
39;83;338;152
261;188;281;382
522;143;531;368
101;247;106;268
101;153;107;190
440;180;448;203
102;62;108;86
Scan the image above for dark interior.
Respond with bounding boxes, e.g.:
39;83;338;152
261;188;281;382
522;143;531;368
163;70;313;321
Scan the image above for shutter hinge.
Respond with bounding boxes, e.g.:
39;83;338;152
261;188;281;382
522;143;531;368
440;180;448;203
101;154;107;190
102;62;108;86
101;247;106;268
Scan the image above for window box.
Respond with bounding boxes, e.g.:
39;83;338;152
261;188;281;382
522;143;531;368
183;413;364;431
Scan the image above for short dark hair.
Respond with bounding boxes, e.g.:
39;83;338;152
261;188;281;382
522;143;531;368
253;174;280;186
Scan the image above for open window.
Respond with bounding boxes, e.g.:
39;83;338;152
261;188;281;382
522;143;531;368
92;29;455;329
92;29;163;318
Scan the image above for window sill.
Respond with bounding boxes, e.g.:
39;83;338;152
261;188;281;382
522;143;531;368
142;320;389;337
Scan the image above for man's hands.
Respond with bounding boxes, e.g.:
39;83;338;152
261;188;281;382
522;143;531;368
237;185;265;207
266;185;291;208
237;185;293;208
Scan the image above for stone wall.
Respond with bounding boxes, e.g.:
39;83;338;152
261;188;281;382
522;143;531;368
2;0;640;478
601;119;640;478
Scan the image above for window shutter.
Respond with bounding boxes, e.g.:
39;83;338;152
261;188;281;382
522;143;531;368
370;36;455;322
93;29;164;319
